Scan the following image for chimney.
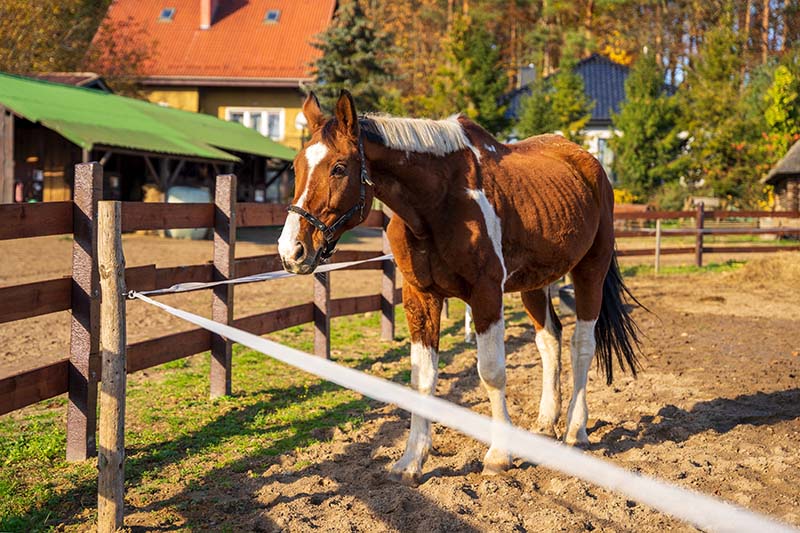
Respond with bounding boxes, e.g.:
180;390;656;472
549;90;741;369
200;0;218;30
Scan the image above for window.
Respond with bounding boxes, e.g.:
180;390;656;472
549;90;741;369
158;7;176;22
226;108;285;141
264;9;281;23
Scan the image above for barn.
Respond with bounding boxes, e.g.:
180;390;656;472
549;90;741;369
0;72;295;204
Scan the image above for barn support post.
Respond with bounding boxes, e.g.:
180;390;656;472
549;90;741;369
0;106;14;204
97;200;127;533
695;203;705;268
210;174;236;398
380;208;396;341
66;162;103;461
654;219;662;275
314;272;331;359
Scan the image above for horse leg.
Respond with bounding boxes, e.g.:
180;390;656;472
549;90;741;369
389;284;443;486
471;283;513;474
521;287;562;438
564;261;608;446
464;304;475;344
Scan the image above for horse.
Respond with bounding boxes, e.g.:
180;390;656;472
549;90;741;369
278;90;642;485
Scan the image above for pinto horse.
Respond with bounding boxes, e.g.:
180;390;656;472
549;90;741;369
279;91;641;485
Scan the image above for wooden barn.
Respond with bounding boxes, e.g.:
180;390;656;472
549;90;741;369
0;72;295;205
764;139;800;212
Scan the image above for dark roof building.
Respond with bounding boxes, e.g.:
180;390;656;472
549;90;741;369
506;54;630;128
27;72;112;93
764;139;800;212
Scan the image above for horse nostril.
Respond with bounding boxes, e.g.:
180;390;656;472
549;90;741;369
291;241;305;262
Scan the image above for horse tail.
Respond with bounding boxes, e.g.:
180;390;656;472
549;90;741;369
594;253;645;385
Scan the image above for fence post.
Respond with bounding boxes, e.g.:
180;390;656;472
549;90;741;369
654;219;662;275
97;201;126;533
211;174;236;398
314;272;330;359
66;162;102;461
695;202;705;268
380;208;395;341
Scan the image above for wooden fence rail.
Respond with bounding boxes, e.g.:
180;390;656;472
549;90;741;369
1;161;800;457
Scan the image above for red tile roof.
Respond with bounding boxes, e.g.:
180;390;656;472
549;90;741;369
100;0;335;85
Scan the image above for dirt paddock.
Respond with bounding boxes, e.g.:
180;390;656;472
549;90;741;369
1;233;799;531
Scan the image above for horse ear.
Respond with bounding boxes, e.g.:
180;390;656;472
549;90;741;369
335;90;359;138
303;92;324;132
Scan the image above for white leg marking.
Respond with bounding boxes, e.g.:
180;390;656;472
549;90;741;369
391;342;438;481
565;318;597;445
465;188;506;286
278;142;328;260
464;304;475;344
477;317;512;472
535;287;562;437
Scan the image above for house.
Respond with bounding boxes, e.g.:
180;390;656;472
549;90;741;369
0;72;294;204
96;0;335;153
764;139;800;212
506;54;630;181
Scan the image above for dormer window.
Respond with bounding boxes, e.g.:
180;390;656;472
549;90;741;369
264;9;280;24
158;7;176;22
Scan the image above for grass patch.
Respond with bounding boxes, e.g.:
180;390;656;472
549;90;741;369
0;300;477;532
620;259;746;277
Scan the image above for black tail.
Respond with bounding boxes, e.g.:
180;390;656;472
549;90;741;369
595;254;645;385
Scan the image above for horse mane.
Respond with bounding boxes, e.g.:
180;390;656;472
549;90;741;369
358;114;473;157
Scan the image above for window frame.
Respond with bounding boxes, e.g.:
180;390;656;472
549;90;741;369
225;107;286;141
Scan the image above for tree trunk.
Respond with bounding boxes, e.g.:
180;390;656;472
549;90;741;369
584;0;594;54
655;0;663;65
762;0;771;63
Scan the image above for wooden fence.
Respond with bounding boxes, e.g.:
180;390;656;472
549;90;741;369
1;162;799;461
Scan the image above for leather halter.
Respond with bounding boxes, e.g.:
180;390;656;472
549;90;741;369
287;135;373;260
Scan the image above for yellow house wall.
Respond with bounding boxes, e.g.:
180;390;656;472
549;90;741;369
199;88;306;150
142;88;200;112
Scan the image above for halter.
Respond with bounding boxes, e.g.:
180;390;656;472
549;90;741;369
287;135;373;260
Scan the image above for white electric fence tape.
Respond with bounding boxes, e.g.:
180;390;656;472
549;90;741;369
134;254;394;297
130;292;796;533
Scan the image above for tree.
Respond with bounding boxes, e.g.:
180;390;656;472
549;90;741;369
677;21;766;206
549;60;593;144
515;77;558;138
0;0;110;74
310;0;395;113
763;64;800;156
610;52;683;199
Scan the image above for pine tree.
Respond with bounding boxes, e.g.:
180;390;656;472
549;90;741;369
310;0;395;113
515;78;558;137
610;52;683;199
549;62;594;144
677;20;766;206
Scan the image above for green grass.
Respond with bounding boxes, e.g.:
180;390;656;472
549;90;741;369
0;301;477;532
620;259;746;277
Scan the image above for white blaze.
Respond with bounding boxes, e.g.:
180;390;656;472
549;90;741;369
278;142;328;260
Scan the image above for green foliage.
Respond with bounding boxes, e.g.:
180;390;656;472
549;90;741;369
610;52;684;198
515;78;558;137
549;61;593;144
763;65;800;156
424;17;509;133
515;59;592;144
310;0;395;113
677;21;766;207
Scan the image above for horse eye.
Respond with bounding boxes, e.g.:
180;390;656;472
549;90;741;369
331;163;347;176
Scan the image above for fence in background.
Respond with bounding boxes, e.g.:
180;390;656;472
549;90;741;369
1;163;799;461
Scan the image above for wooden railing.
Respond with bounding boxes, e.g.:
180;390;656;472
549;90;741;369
1;165;799;461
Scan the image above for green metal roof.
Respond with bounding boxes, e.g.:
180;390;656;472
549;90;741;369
0;72;296;163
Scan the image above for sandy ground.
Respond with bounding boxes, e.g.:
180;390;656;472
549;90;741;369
2;232;799;531
119;255;799;532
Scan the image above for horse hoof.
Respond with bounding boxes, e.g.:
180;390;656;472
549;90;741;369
533;423;558;438
387;469;421;487
464;333;476;344
482;461;511;476
563;433;590;448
